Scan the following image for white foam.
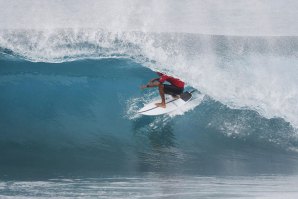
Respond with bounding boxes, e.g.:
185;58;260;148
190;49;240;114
1;0;298;36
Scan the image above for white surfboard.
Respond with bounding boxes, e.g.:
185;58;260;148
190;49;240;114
138;91;193;116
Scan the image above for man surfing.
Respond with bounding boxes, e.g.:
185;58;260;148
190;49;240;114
141;72;185;108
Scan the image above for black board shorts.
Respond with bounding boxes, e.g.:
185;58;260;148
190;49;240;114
163;84;184;96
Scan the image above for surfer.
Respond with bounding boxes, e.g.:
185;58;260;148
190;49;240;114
141;72;184;108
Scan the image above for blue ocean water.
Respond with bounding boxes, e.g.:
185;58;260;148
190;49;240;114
0;26;298;197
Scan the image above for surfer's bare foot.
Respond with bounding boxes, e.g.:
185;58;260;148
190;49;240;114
155;102;166;108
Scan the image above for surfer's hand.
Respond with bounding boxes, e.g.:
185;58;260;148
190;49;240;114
140;85;148;89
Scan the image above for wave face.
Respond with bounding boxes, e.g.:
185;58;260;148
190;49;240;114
0;58;298;179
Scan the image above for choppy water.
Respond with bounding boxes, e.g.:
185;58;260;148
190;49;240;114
1;175;298;199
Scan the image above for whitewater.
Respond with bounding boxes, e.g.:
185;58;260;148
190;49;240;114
0;0;298;198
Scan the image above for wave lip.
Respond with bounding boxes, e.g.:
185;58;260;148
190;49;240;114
0;29;136;62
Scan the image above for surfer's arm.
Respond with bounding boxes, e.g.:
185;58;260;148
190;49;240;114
141;76;163;89
150;78;160;83
141;80;161;89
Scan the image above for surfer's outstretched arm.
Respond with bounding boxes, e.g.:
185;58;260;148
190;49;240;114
150;78;160;83
141;80;160;89
147;81;161;87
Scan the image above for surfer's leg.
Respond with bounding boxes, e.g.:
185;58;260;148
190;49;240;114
164;85;183;99
155;84;166;108
146;81;166;108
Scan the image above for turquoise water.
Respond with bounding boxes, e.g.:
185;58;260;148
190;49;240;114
0;56;298;197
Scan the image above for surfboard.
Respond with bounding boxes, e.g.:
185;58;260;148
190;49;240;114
138;91;193;116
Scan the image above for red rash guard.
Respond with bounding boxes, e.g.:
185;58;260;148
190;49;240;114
159;74;185;88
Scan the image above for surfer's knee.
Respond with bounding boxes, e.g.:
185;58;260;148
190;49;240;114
158;83;164;89
158;84;164;92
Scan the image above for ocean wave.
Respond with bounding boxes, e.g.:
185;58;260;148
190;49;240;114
1;29;297;131
0;58;298;178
